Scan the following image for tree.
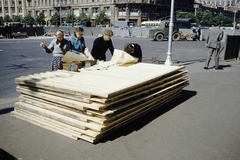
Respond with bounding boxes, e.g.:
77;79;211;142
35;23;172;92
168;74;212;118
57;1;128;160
3;15;12;22
200;10;213;26
13;16;21;22
50;12;60;26
22;14;35;26
76;13;91;22
94;10;110;27
35;12;46;26
65;13;76;26
213;14;232;26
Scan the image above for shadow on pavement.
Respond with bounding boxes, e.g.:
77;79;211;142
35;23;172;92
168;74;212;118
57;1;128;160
0;107;14;115
98;90;197;144
0;148;17;160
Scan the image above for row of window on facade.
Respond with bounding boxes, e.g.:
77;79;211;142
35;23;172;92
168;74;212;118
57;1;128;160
0;6;141;17
0;0;194;7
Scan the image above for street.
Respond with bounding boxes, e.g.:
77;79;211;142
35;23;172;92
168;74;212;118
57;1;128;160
0;36;240;160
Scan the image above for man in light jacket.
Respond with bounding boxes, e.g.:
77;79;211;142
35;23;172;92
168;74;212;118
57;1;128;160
204;22;224;70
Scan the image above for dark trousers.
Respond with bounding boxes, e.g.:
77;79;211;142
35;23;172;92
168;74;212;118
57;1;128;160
205;47;220;69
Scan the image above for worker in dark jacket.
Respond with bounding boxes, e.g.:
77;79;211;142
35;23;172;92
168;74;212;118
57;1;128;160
91;29;114;61
124;43;142;62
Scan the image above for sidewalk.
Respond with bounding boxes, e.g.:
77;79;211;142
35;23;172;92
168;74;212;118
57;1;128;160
1;57;240;160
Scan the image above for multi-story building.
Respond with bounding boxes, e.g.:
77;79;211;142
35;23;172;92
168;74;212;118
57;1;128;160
1;0;195;26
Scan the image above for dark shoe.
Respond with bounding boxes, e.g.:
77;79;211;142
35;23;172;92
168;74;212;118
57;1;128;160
203;67;208;70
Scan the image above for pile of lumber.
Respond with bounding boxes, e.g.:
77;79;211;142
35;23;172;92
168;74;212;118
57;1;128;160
11;63;190;143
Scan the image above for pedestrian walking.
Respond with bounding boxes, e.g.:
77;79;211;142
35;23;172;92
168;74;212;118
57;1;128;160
204;22;224;70
124;43;142;62
91;29;114;61
4;23;10;39
196;25;201;41
39;30;71;71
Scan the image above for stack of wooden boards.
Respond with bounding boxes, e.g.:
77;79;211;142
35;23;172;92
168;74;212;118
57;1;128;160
11;63;190;143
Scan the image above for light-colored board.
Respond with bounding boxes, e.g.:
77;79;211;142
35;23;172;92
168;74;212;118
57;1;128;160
18;84;91;103
15;64;186;98
11;111;79;140
18;95;107;124
12;109;99;138
15;102;104;131
16;86;104;111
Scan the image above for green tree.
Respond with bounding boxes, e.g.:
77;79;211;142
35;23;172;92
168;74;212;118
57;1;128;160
35;12;46;26
94;10;110;26
213;14;232;26
3;15;12;22
200;10;213;26
13;15;21;22
65;13;76;26
22;14;35;26
176;10;188;18
50;12;60;26
76;13;91;22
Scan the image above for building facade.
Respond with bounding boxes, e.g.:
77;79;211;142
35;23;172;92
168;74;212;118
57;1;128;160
1;0;197;26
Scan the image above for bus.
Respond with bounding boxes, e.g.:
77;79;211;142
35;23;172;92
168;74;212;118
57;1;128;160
141;21;161;28
141;18;198;29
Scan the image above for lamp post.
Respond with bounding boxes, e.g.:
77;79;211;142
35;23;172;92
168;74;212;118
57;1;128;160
164;0;175;65
232;10;238;35
193;4;199;16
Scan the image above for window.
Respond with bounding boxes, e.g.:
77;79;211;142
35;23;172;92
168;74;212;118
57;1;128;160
104;7;111;16
73;9;79;16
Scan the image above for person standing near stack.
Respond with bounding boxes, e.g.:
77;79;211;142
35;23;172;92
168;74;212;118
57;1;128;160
69;27;88;56
123;43;142;62
91;29;114;61
40;30;71;71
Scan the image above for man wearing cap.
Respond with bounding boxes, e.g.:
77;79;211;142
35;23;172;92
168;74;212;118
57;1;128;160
91;29;114;61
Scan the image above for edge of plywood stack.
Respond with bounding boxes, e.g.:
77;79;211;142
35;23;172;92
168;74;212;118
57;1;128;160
11;63;190;143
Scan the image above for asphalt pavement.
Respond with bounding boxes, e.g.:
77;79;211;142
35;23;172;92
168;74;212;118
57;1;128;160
0;36;240;160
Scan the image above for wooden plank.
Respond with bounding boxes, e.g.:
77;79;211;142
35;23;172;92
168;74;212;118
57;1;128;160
90;70;188;103
15;102;104;131
19;95;107;124
11;111;79;140
16;86;104;111
18;84;91;103
12;109;99;138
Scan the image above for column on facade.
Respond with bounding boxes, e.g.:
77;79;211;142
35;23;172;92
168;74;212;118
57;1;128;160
1;0;5;18
47;9;50;21
15;0;18;17
89;7;92;17
114;7;118;23
79;7;82;15
224;0;227;6
235;0;237;5
8;0;12;19
126;5;129;21
137;8;141;26
22;0;26;17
